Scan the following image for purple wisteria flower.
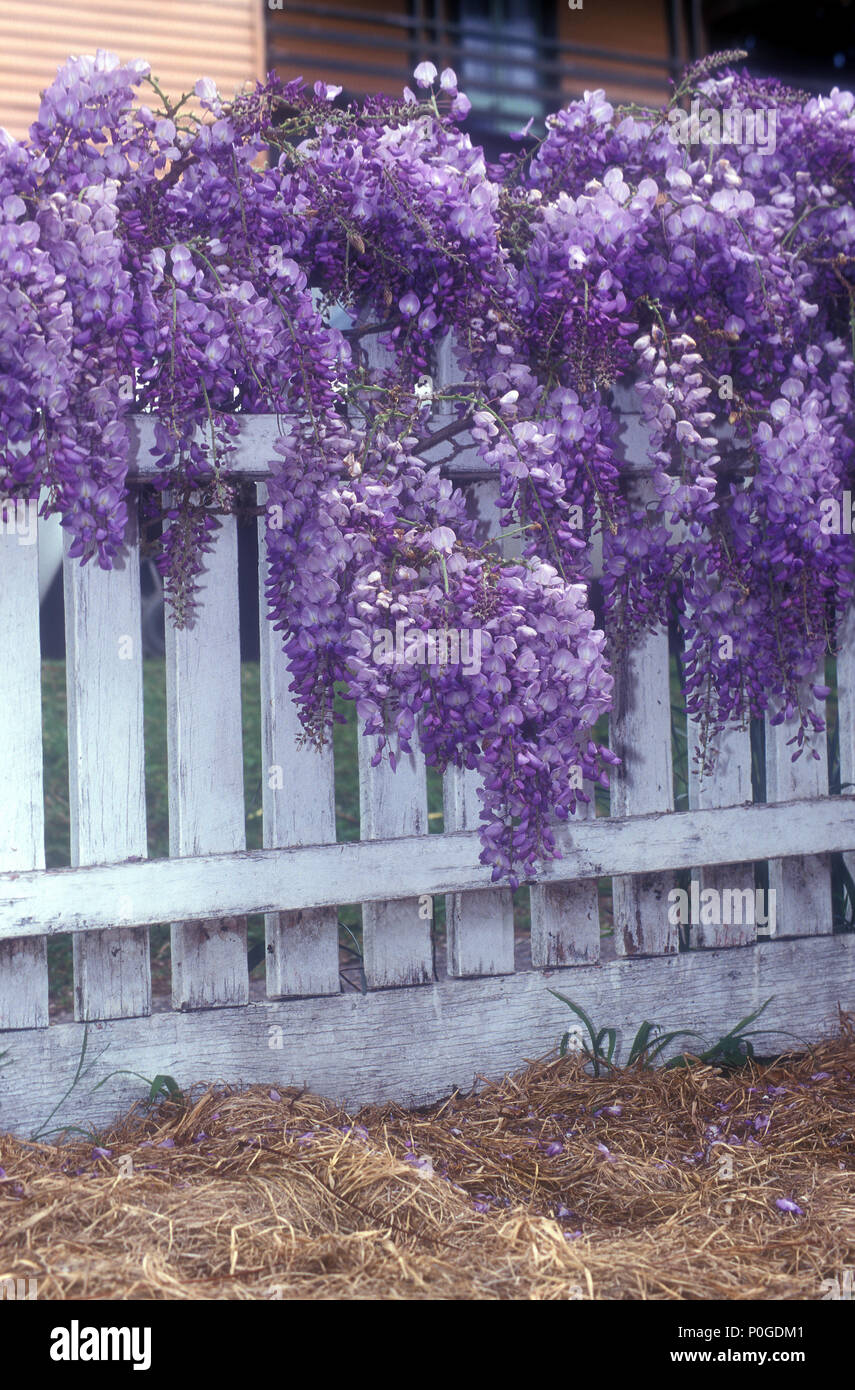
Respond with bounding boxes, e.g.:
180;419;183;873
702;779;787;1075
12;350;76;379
775;1198;805;1215
3;54;854;881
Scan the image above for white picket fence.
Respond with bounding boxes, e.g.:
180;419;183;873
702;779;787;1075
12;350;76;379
2;381;855;1137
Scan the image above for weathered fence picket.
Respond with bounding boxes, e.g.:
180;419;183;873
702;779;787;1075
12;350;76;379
610;630;676;955
353;322;435;990
443;760;515;976
609;390;676;955
258;484;340;999
530;790;601;968
765;690;832;938
165;509;249;1009
63;512;150;1021
686;720;757;949
443;477;514;978
358;733;433;988
0;522;47;1030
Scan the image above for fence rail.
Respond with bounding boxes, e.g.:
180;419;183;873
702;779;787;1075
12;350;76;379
2;378;855;1136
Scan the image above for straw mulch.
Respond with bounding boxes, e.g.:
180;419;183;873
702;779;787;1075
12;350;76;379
1;1019;854;1300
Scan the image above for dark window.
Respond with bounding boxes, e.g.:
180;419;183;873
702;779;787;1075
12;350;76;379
703;0;855;94
453;0;553;132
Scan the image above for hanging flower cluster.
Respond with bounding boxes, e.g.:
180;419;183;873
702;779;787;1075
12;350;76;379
1;50;854;882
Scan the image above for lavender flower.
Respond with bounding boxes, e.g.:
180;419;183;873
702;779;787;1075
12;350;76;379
5;55;854;881
775;1198;804;1215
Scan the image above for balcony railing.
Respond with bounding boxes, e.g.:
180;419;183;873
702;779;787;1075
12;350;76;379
266;3;687;134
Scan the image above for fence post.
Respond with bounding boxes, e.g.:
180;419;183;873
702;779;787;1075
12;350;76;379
258;483;340;997
351;320;434;988
63;509;150;1020
358;735;433;987
530;792;601;967
433;335;515;977
166;509;248;1007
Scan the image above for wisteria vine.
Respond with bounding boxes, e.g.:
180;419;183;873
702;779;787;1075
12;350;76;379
2;50;854;884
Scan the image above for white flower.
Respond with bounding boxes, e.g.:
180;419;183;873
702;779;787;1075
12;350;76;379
413;61;438;88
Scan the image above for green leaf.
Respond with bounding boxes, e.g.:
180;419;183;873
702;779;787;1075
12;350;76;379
149;1074;181;1102
627;1021;657;1066
723;996;774;1041
596;1027;617;1066
548;991;598;1051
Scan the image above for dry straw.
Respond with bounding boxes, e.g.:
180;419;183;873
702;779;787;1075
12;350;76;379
1;1014;853;1299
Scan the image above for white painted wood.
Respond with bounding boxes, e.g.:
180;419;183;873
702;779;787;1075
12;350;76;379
129;415;291;481
443;763;514;976
63;512;150;1021
609;388;676;955
359;734;433;987
687;718;756;948
610;626;676;955
835;605;855;890
258;484;339;997
442;474;514;977
527;378;601;963
1;794;853;942
531;790;601;967
125;412;664;485
165;511;248;1007
765;683;832;937
0;518;48;1029
353;324;434;988
1;934;852;1137
530;879;601;967
127;411;492;482
426;331;489;479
